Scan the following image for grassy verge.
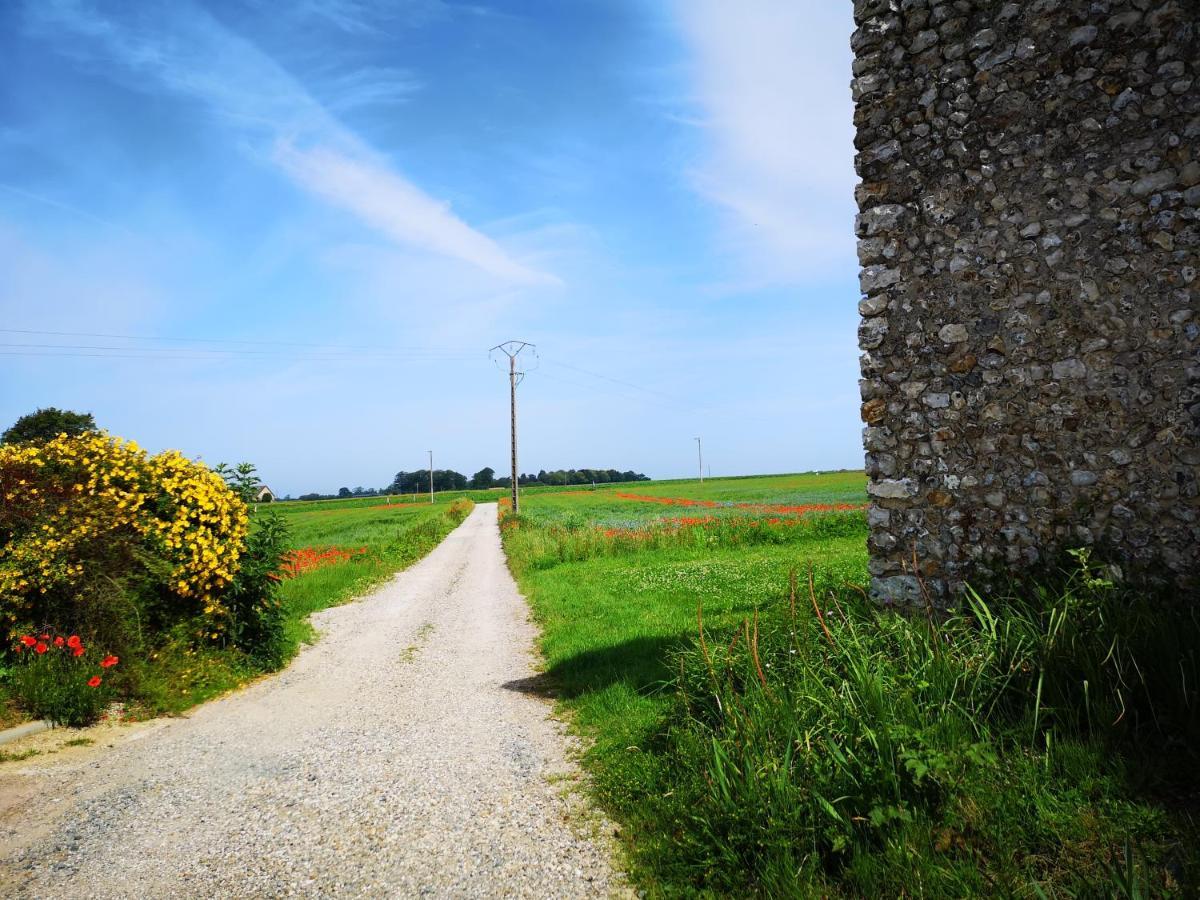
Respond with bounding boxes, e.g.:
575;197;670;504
501;474;1199;896
116;498;475;719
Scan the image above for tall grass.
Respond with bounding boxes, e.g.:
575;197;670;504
503;510;866;575
645;554;1200;895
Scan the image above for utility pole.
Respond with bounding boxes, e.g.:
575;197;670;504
695;437;703;484
428;450;434;504
490;341;536;514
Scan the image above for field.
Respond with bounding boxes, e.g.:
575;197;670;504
500;471;1199;897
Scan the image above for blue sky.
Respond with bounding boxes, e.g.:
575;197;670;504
0;0;860;495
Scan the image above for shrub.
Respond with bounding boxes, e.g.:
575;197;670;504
222;510;290;668
0;432;249;642
10;631;119;726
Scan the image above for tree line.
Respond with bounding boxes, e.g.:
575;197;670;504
292;467;649;501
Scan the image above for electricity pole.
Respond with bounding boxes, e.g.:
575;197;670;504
490;341;536;514
428;450;434;504
695;437;703;483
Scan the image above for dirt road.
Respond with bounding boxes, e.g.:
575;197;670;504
0;503;622;898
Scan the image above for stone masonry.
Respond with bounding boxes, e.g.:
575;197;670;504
852;0;1198;602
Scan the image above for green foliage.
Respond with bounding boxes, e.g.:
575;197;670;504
1;407;96;445
11;635;115;727
223;509;290;668
214;461;263;505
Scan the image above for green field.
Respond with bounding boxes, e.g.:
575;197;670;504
501;471;1199;897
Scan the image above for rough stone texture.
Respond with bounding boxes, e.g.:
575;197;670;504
852;0;1199;603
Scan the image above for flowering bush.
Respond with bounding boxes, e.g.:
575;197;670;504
0;432;249;639
10;629;118;726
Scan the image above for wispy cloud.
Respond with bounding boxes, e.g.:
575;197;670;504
671;1;858;280
23;0;555;285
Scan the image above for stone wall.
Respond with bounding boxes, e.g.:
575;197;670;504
852;0;1198;602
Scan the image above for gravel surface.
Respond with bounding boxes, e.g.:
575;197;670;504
0;504;626;898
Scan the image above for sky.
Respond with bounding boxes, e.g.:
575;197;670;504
0;0;861;496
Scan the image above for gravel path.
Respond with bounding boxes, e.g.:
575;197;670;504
0;504;625;898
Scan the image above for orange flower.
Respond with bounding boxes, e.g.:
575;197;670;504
19;635;36;647
66;635;82;649
34;642;48;654
100;655;119;668
54;636;65;647
73;646;85;657
87;676;102;688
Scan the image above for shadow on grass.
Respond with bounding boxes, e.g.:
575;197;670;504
503;635;687;701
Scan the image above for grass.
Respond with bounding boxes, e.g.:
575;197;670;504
501;472;1200;897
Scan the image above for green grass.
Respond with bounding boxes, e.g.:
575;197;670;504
501;472;1200;897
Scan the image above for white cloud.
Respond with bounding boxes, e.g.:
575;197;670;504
274;142;559;286
24;0;555;285
672;1;858;280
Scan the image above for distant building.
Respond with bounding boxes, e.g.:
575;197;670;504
255;486;276;503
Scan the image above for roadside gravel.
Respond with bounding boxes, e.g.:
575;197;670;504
0;503;626;898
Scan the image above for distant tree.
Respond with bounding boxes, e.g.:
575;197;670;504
470;467;496;489
2;407;97;445
338;487;352;498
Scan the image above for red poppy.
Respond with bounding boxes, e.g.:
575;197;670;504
40;633;49;641
19;635;36;647
66;635;82;649
100;655;119;668
87;676;102;688
54;636;65;647
35;642;48;654
73;646;85;657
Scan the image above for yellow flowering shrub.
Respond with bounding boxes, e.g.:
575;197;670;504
0;433;249;637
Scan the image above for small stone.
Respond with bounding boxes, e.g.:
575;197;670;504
1130;169;1177;198
970;28;996;50
1068;25;1097;47
923;392;951;409
927;490;954;508
861;398;887;424
867;506;891;528
859;266;901;292
868;479;916;500
858;295;888;317
938;323;969;343
1052;358;1087;379
1070;470;1098;486
869;575;922;605
947;353;977;373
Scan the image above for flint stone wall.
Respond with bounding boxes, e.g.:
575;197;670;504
852;0;1199;602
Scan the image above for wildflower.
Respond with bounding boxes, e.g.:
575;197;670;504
54;636;65;647
35;642;48;654
100;654;119;668
66;635;81;649
19;635;36;647
87;676;102;688
73;646;85;657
